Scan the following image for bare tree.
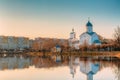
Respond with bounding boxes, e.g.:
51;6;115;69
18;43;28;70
114;26;120;50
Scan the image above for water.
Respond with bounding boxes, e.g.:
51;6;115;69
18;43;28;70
0;54;120;80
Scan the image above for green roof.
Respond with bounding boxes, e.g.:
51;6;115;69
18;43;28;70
86;21;93;27
93;40;101;43
70;32;75;34
86;32;95;36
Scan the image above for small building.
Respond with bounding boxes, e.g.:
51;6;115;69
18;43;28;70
56;45;61;52
52;45;61;52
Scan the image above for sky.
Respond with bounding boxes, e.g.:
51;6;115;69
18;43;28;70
0;0;120;39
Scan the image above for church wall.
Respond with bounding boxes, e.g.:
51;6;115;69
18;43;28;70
91;33;98;41
70;32;76;39
79;33;92;45
91;33;101;45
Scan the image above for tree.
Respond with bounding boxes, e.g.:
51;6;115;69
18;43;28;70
80;41;89;51
114;26;120;50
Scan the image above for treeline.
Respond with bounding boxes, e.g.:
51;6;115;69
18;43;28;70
31;26;120;52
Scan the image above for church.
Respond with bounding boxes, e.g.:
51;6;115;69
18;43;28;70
69;20;101;49
68;28;80;49
79;20;101;45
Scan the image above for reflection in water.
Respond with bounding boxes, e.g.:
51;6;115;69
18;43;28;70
68;56;120;80
68;56;100;80
113;59;120;80
0;56;30;70
69;56;77;78
0;54;120;80
80;58;99;80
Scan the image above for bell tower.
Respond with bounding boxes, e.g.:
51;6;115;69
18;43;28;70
86;19;93;33
70;28;76;39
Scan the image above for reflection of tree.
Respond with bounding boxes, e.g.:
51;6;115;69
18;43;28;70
0;55;69;70
118;64;120;80
113;61;120;80
0;54;120;80
96;58;120;80
80;40;89;51
31;55;68;68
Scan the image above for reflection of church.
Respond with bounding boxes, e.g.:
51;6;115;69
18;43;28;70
80;59;100;80
69;56;81;78
69;56;100;80
69;56;78;78
69;20;101;49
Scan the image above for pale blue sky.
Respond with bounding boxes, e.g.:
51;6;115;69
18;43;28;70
0;0;120;39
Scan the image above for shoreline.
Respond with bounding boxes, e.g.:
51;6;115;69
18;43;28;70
0;51;120;58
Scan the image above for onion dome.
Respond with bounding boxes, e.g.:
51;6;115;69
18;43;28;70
86;21;93;27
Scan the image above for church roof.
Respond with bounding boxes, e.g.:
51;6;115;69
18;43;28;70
86;32;95;36
70;28;75;34
86;21;93;27
93;40;101;43
70;32;75;34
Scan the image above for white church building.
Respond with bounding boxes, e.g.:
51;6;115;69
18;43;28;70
69;20;101;49
68;28;80;49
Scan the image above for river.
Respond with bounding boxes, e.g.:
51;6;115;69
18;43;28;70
0;54;119;80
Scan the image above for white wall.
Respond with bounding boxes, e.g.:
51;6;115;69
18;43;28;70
79;33;92;45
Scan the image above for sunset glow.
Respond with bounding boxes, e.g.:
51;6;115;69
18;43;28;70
0;0;120;39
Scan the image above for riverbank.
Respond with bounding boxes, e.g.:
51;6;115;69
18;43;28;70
25;51;120;58
0;51;120;58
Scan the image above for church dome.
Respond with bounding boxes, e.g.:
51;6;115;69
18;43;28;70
86;21;93;27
